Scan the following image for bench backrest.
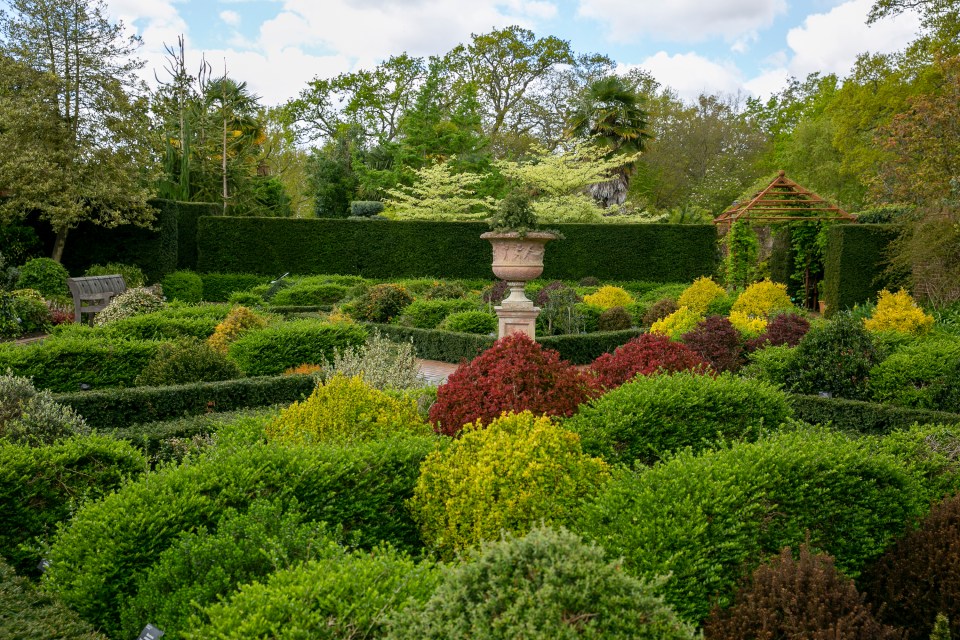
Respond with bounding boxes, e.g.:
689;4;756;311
67;275;127;323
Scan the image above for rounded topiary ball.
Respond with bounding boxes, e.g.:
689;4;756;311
16;257;69;298
388;525;697;640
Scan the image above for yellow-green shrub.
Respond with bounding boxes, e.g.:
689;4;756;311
731;280;794;319
409;411;609;560
729;310;768;338
677;277;726;315
266;375;430;445
864;289;935;335
208;306;267;353
650;306;704;340
583;285;633;309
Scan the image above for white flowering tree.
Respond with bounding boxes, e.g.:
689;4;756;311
384;161;495;221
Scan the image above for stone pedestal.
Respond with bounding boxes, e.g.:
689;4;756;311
495;281;540;338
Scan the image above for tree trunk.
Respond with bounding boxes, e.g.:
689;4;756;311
222;117;228;214
588;174;629;208
51;227;69;262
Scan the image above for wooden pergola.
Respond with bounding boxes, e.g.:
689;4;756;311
713;170;856;227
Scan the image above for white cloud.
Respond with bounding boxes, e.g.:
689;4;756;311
622;52;745;101
188;47;353;104
784;0;919;78
257;0;556;63
577;0;787;43
219;10;242;27
741;0;920;99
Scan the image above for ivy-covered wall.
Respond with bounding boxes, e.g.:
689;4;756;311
196;218;720;282
821;223;899;313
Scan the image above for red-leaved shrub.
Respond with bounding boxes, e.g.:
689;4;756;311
704;544;903;640
862;492;960;640
429;333;598;436
589;333;708;390
681;315;743;372
745;312;811;352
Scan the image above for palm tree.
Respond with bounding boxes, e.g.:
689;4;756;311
567;76;651;207
202;75;262;213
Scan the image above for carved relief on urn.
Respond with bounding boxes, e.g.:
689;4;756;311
480;231;557;339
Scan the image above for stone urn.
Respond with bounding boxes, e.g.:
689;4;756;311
480;231;557;339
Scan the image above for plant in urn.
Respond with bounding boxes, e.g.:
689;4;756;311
481;190;558;339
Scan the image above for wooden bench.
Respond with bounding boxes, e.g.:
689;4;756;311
67;275;127;323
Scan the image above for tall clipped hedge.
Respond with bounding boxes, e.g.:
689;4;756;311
54;199;179;283
173;201;221;270
196;218;718;281
821;224;899;313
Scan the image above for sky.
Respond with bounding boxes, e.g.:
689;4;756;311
106;0;924;107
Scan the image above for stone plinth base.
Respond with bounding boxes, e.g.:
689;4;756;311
495;301;540;339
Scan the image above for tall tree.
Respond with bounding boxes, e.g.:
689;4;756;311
567;75;651;207
445;26;574;151
633;91;768;215
200;75;262;214
0;0;156;261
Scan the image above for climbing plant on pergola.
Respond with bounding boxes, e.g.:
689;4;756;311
714;171;856;227
714;171;856;309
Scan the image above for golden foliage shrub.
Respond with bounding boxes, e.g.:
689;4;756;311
650;306;704;340
266;374;430;446
409;411;609;559
207;306;267;353
583;285;633;309
677;277;726;315
864;289;935;335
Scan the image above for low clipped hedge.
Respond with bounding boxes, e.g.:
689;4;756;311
270;283;349;307
53;309;225;341
0;435;146;574
367;324;641;365
365;323;495;363
198;273;270;302
787;393;960;434
390;526;697;640
566;372;792;466
576;427;934;624
44;435;437;637
106;407;280;461
228;320;367;376
0;559;107;640
0;337;161;392
538;329;643;365
54;375;318;432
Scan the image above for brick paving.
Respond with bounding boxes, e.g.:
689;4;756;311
416;359;459;385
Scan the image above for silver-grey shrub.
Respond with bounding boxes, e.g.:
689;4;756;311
0;371;89;445
322;331;421;390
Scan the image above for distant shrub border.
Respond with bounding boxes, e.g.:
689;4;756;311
787;393;960;434
53;375;318;431
367;323;641;365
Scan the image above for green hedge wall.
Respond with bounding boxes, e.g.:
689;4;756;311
821;224;899;314
51;199;179;283
54;375;318;431
787;393;960;435
196;218;719;281
172;201;221;271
